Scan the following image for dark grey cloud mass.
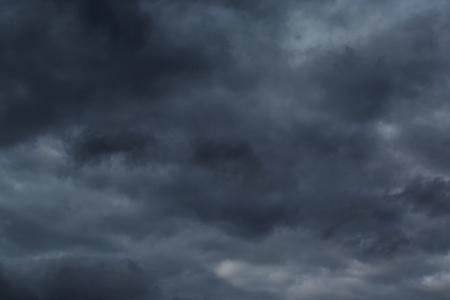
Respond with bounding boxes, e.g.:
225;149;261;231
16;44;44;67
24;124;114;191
1;0;450;299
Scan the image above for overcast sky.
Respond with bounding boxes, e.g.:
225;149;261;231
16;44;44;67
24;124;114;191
1;0;450;299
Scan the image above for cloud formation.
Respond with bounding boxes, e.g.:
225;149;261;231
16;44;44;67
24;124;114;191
1;0;450;299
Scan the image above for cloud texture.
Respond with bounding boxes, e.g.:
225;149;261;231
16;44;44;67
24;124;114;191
1;0;450;299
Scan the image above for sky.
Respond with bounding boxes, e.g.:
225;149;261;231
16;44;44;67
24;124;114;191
1;0;450;299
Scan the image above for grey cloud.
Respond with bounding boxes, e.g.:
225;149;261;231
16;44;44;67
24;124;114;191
0;205;118;256
2;0;450;299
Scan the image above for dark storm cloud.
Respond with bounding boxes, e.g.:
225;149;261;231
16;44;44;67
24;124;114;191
190;138;261;174
60;0;150;50
69;130;155;165
0;266;38;300
0;0;219;147
2;0;450;299
311;47;395;122
1;258;160;300
397;177;450;218
37;258;159;300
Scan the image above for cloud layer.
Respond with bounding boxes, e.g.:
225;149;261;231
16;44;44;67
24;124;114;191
1;0;450;299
